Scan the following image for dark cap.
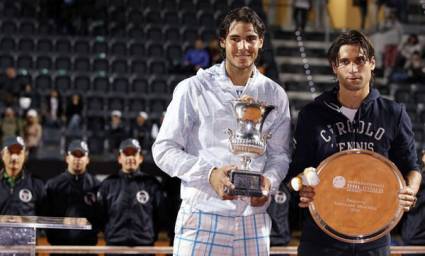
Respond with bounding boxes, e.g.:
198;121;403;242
67;140;89;155
2;136;25;150
119;138;141;152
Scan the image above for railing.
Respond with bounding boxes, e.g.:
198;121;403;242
0;245;420;255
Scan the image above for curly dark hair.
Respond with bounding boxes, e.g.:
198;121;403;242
327;30;375;68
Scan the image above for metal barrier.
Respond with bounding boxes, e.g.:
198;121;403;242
18;245;425;255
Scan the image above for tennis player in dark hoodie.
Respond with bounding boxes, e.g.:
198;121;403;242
289;30;422;256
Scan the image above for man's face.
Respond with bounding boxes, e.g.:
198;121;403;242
118;147;143;173
332;44;375;93
220;21;263;72
1;145;26;177
136;116;145;125
111;115;121;126
66;150;89;175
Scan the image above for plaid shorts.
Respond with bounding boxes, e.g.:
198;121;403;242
173;206;271;256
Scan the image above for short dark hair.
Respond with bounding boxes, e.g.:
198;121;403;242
327;30;375;68
218;7;266;40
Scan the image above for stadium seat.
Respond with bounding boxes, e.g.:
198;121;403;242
73;38;90;55
107;96;126;112
127;23;145;39
73;56;91;72
164;42;183;64
74;74;91;92
111;58;129;74
179;0;196;12
36;55;53;70
1;19;18;34
148;58;167;74
110;40;128;56
35;73;53;93
92;75;110;93
129;41;146;57
0;37;16;51
0;54;14;69
86;96;105;114
163;25;181;42
131;59;148;74
180;10;198;26
143;8;162;24
19;20;36;35
180;26;199;44
18;37;35;52
36;38;53;53
55;56;72;70
199;26;217;43
111;76;130;94
55;74;72;94
92;58;109;73
146;41;165;58
128;96;147;114
149;97;169;114
131;75;149;93
162;10;180;25
16;54;34;69
145;24;163;42
149;75;168;95
92;39;108;54
197;10;216;28
127;9;144;24
55;38;72;53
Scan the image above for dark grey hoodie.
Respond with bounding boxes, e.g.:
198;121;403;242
289;86;419;251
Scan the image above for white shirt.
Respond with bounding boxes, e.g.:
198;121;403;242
152;62;292;216
340;106;358;122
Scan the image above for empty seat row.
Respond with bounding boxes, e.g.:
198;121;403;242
9;71;185;95
0;25;215;53
0;54;170;74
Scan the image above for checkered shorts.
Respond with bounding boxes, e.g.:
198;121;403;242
173;206;271;256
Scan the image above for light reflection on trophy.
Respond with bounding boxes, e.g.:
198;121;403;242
226;96;274;197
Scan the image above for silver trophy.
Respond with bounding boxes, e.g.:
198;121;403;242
226;96;274;197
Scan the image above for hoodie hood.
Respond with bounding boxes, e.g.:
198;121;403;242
195;61;261;92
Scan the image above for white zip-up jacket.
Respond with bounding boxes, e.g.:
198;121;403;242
152;62;291;216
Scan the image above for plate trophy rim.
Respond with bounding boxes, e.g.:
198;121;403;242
308;149;406;243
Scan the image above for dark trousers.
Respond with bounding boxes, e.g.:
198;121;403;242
298;242;390;256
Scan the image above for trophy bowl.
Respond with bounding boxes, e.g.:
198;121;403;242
309;149;405;243
226;97;274;197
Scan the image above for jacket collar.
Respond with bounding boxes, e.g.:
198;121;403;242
198;61;260;91
118;169;143;178
316;85;380;111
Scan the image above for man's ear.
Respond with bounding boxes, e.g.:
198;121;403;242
219;38;225;49
370;56;376;71
332;63;337;74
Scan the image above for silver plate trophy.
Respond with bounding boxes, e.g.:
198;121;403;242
226;96;274;197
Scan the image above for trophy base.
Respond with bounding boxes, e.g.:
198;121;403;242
228;170;263;197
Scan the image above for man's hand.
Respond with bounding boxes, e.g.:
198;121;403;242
250;175;271;207
399;186;417;212
299;185;315;208
209;165;237;200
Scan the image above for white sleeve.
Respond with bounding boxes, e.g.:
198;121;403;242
152;79;214;185
262;89;292;192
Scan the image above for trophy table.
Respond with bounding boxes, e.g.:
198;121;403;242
0;215;91;255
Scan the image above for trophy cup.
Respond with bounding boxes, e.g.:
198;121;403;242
226;96;274;197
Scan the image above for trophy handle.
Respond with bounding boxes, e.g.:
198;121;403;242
227;128;234;137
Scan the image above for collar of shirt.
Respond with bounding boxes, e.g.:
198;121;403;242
2;170;23;188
